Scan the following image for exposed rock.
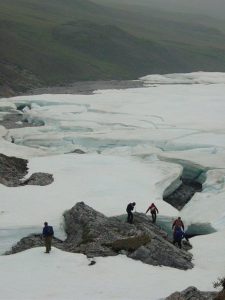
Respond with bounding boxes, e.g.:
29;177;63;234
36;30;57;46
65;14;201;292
88;260;96;266
182;240;193;251
165;286;217;300
5;202;193;270
22;172;54;186
0;153;28;186
0;153;54;187
5;234;64;255
213;277;225;300
63;202;193;269
215;290;225;300
70;149;86;154
0;111;44;129
129;235;192;270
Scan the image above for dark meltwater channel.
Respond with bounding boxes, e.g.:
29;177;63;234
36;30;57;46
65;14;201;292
162;158;207;210
156;216;216;240
159;158;217;238
163;177;202;210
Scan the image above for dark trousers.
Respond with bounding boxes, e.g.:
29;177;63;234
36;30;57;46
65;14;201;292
127;211;133;224
151;212;157;223
173;239;182;249
183;233;189;242
44;236;52;253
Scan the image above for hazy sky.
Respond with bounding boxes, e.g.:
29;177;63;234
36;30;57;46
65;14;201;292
102;0;225;19
150;0;225;19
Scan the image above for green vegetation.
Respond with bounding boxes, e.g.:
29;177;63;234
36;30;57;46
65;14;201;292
1;0;225;95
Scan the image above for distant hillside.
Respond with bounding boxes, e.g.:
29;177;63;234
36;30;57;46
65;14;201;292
93;0;225;21
1;0;225;96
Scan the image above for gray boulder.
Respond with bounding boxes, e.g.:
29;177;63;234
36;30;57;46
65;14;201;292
214;290;225;300
0;153;28;186
165;286;217;300
22;172;54;186
0;153;54;187
129;235;192;270
63;202;193;269
5;234;64;255
70;149;86;154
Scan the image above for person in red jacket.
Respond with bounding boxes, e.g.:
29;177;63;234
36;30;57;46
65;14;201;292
172;217;184;231
146;203;159;223
172;217;189;246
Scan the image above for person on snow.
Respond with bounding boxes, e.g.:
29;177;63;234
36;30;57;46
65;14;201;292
146;203;159;223
42;222;54;253
126;202;136;224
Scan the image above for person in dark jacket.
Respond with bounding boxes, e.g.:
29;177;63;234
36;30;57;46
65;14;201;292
42;222;54;253
126;202;136;224
146;203;159;223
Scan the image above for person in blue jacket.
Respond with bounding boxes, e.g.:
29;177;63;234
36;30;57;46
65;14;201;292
42;222;54;253
173;226;185;249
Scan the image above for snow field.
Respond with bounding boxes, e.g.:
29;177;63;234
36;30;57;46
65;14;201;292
1;72;225;299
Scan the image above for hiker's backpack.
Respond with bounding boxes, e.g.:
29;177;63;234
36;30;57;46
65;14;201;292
47;226;54;236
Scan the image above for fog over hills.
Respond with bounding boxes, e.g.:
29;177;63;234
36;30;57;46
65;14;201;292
150;0;225;19
1;0;225;96
95;0;225;20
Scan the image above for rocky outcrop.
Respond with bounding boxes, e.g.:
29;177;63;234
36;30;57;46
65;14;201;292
0;153;28;186
0;111;44;129
0;153;54;187
70;149;86;154
6;202;193;270
63;203;193;270
215;290;225;300
5;234;64;255
165;286;217;300
22;172;54;186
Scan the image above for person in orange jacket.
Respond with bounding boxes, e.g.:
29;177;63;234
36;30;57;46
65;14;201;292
146;203;159;223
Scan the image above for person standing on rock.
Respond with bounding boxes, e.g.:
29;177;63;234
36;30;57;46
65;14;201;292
42;222;54;253
146;203;159;223
126;202;136;224
172;217;185;247
173;227;185;249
